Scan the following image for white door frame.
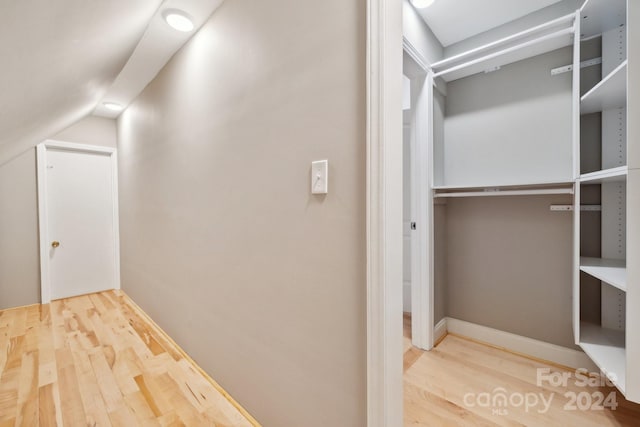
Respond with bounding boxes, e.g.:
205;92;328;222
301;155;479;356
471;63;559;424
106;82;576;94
36;140;121;304
366;0;403;425
403;38;435;351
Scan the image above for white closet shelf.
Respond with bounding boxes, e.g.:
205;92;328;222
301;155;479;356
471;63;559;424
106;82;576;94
579;322;626;393
433;180;573;191
580;0;626;39
581;60;627;115
433;182;574;198
434;188;573;198
580;257;627;291
579;166;628;184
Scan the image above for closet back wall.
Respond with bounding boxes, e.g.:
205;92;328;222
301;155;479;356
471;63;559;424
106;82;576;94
116;0;366;425
441;47;574;187
446;195;575;348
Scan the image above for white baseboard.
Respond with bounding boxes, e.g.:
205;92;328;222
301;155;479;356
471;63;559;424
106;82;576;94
442;317;598;372
434;318;447;344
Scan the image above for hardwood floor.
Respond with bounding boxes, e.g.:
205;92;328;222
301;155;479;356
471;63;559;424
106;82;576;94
403;314;640;426
0;290;259;426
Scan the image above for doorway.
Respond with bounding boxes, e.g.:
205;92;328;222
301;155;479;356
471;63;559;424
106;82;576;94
37;140;120;303
403;46;434;351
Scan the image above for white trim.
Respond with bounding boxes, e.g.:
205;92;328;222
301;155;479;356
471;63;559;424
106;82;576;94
36;139;121;304
446;317;598;371
37;140;115;154
404;38;434;351
111;153;122;290
434;317;447;344
572;11;582;347
402;36;430;72
366;0;403;425
36;144;50;303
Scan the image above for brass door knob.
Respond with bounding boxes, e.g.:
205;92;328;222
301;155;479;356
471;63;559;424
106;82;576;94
51;241;60;248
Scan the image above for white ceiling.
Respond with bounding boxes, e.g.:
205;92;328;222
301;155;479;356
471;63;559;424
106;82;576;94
417;0;565;47
94;0;224;118
0;0;222;164
0;0;162;163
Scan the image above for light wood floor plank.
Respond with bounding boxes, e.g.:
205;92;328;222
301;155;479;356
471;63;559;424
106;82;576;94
38;383;59;427
405;381;502;427
404;316;640;426
15;351;38;426
68;335;112;427
0;290;258;426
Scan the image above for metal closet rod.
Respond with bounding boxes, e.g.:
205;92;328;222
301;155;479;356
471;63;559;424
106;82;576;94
431;13;577;70
433;27;575;79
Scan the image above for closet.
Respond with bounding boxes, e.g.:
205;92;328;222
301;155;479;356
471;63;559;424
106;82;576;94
424;0;639;403
575;0;639;401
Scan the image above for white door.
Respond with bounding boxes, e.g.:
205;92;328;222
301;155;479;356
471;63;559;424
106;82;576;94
43;146;118;300
402;123;412;313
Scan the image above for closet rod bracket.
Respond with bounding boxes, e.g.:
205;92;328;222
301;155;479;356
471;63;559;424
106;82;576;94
551;57;602;75
550;205;602;211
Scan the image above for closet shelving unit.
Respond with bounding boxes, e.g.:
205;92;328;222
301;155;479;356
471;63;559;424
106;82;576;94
574;0;638;400
580;60;627;114
425;0;640;403
430;12;578;196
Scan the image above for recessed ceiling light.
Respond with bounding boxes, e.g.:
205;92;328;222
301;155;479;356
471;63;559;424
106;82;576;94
163;9;194;32
411;0;435;8
103;102;124;112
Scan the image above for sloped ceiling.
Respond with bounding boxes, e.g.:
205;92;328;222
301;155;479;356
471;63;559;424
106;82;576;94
93;0;225;119
0;0;163;164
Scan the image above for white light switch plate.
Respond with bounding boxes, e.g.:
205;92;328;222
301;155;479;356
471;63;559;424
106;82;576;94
311;160;328;194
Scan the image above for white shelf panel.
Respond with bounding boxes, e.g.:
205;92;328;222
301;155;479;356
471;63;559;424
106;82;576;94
580;0;626;39
433;180;574;191
579;166;628;184
581;61;627;115
580;257;627;291
580;322;626;393
435;188;573;199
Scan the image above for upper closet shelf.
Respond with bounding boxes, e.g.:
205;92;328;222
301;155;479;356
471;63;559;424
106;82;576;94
581;60;627;115
579;166;628;184
580;0;626;39
431;14;575;82
580;257;627;292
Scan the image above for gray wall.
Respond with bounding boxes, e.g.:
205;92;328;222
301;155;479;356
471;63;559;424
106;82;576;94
445;195;575;348
403;0;443;64
440;47;574;187
0;150;40;310
116;0;366;426
54;116;117;148
434;203;446;324
579;37;603;324
0;116;116;310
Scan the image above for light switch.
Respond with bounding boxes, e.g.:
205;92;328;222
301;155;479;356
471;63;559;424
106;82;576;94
311;160;328;194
